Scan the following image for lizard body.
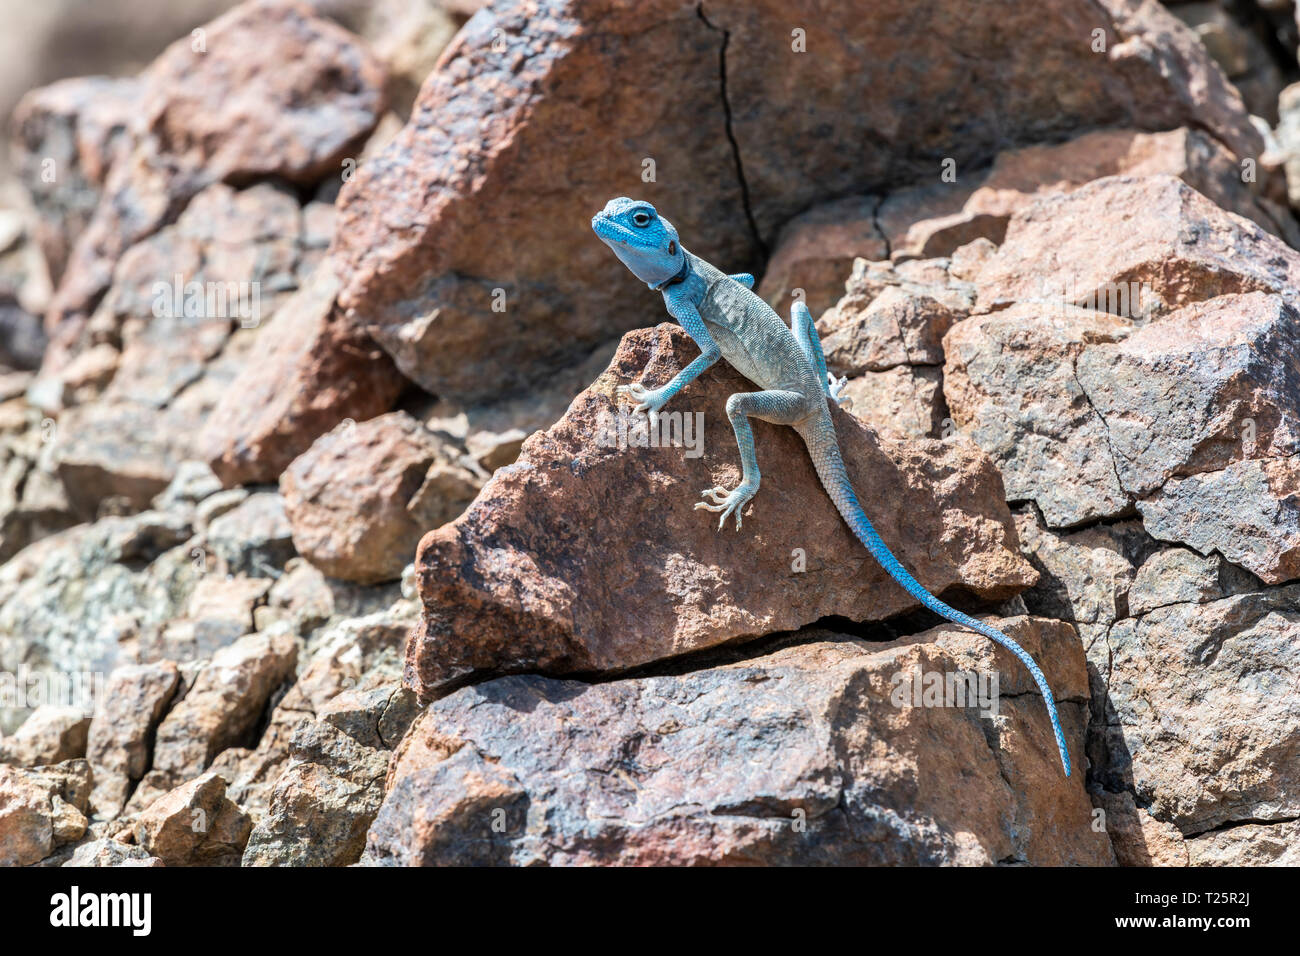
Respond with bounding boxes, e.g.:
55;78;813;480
592;197;1071;776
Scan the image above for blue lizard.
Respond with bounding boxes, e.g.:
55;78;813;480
592;197;1071;776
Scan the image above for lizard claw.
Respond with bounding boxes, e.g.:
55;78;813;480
617;381;667;430
693;483;757;530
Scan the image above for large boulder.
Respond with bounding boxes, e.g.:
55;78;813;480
367;619;1108;866
328;0;1258;405
405;323;1036;700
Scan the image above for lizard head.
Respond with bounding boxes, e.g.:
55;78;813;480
591;198;685;288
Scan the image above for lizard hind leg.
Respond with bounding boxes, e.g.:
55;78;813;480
695;389;812;530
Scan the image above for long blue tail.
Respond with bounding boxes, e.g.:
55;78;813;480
799;417;1071;776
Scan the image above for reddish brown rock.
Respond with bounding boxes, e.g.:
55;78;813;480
755;196;887;320
406;324;1036;700
820;286;965;375
0;705;90;768
368;619;1108;866
330;0;1256;404
975;175;1300;316
86;661;182;818
1075;293;1300;496
841;366;948;440
198;263;404;486
281;411;485;585
943;304;1134;528
0;760;90;866
150;629;297;786
10;76;141;284
130;771;252;866
876;127;1297;263
45;0;385;335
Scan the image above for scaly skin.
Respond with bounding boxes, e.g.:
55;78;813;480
592;197;1071;776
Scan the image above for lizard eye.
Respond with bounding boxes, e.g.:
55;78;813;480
632;211;651;227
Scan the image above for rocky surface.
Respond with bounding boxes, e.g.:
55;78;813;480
1;0;1298;870
406;322;1036;700
367;620;1106;867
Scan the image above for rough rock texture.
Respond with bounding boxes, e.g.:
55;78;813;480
328;0;1257;405
43;0;386;335
149;629;297;789
944;304;1133;527
366;621;1108;866
2;0;1297;872
975;175;1300;316
0;759;90;866
1101;587;1300;835
281;411;485;584
946;177;1300;532
197;264;404;487
407;323;1035;699
1138;456;1300;584
0;704;90;767
129;771;253;866
85;661;181;817
242;718;389;866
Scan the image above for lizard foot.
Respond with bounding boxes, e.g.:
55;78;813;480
617;382;668;430
694;484;757;531
827;372;853;410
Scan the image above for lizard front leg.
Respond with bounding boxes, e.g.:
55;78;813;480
696;389;811;530
618;299;719;430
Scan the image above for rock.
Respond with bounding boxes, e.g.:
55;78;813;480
203;492;295;577
876;127;1299;262
840;365;948;440
943;304;1133;527
406;324;1036;700
420;340;619;472
0;705;90;767
85;661;181;818
1279;82;1300;212
1101;585;1300;834
197;263;404;487
130;771;252;866
1092;789;1189;866
242;718;389;866
142;575;271;662
1137;456;1300;585
821;286;965;375
756;196;887;319
329;0;1256;405
1188;820;1300;866
1013;511;1155;632
281;411;485;585
975;176;1300;317
0;511;201;729
10;76;141;284
1128;547;1260;616
62;837;162;867
1075;293;1300;497
152;460;223;512
46;0;386;332
52;402;185;518
359;0;461;115
0;759;90;866
366;619;1108;866
150;629;297;786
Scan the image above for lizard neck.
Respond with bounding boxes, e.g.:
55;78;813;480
649;254;691;291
